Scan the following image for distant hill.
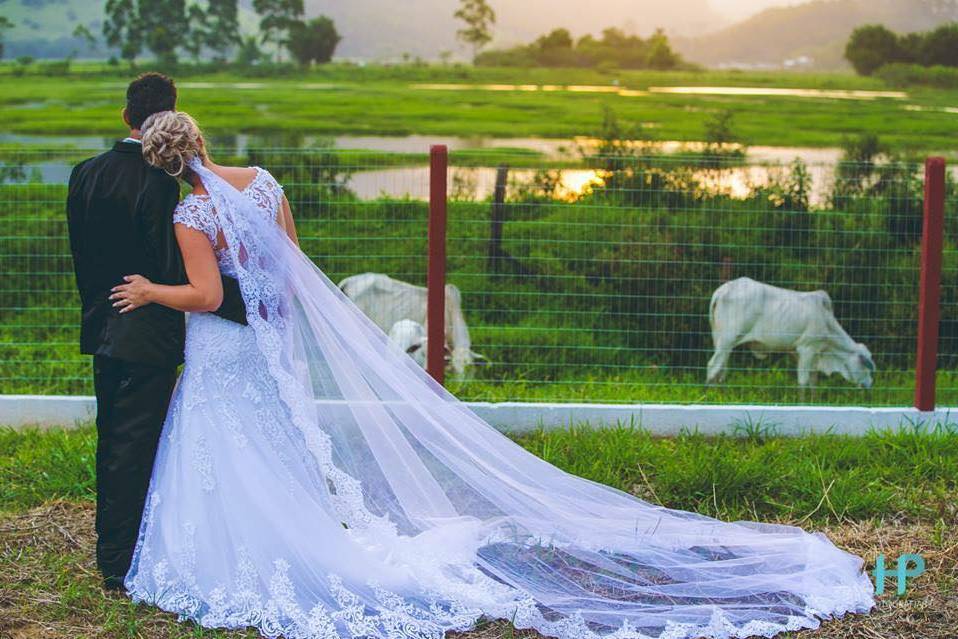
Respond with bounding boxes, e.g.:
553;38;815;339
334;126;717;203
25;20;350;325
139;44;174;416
674;0;958;69
9;0;955;68
306;0;722;59
2;0;724;61
2;0;104;59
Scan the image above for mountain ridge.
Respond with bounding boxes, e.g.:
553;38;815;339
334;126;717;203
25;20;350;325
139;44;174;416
674;0;958;69
6;0;723;60
5;0;957;68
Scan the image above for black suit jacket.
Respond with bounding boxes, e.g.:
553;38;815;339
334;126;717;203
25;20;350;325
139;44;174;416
67;141;247;368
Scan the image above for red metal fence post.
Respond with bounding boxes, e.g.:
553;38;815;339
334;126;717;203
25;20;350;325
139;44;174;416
915;157;946;411
427;145;448;385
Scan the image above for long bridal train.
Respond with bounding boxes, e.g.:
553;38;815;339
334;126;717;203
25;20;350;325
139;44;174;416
126;159;874;639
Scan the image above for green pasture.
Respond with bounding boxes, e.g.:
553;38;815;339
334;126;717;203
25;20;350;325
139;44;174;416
2;64;958;152
4;421;957;522
1;155;956;405
1;65;956;407
3;65;958;639
2;422;957;638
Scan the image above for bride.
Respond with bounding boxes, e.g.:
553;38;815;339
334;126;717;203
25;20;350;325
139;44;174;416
109;110;874;639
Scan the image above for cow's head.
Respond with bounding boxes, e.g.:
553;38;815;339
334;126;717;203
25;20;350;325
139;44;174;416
412;341;453;370
816;342;874;388
851;343;875;389
834;343;874;389
404;337;427;367
389;319;428;367
447;347;491;377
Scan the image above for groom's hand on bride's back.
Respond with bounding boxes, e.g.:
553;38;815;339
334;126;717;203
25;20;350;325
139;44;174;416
215;276;248;325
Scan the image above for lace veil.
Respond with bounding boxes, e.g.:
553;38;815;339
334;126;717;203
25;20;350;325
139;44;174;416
185;158;874;639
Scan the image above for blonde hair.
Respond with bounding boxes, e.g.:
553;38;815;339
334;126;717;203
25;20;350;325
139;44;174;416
141;110;206;177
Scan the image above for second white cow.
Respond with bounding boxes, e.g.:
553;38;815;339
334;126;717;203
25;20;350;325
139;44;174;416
707;277;875;388
339;273;483;375
387;319;429;367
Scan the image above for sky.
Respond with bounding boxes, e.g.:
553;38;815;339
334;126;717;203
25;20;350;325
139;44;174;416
4;0;815;61
290;0;811;59
711;0;802;21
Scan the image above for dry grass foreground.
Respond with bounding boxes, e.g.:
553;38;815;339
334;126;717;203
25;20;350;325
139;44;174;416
1;501;956;639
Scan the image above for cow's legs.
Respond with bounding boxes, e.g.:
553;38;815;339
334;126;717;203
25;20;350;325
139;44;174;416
796;346;817;388
706;342;735;384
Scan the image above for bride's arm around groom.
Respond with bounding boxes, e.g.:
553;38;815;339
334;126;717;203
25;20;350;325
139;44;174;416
64;72;247;592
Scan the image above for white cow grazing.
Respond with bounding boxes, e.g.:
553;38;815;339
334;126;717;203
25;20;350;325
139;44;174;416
387;319;428;367
707;277;875;388
339;273;484;375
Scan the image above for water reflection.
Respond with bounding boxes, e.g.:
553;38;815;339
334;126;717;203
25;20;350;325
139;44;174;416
351;165;837;205
647;86;907;100
410;83;906;100
0;132;842;166
411;83;647;97
0;158;914;209
904;104;958;115
0;133;886;207
349;167;606;202
0;160;836;209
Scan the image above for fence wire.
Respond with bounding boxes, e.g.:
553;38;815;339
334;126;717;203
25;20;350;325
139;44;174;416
0;145;954;407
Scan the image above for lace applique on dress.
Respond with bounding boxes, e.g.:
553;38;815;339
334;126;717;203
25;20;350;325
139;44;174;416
174;167;282;241
243;167;284;217
173;167;283;278
173;196;218;243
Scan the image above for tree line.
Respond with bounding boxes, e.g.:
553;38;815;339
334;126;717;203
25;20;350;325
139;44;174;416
102;0;340;67
451;0;684;70
474;27;684;70
845;22;958;76
2;0;683;73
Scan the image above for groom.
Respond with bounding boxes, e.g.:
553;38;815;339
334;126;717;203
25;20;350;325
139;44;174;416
66;73;248;591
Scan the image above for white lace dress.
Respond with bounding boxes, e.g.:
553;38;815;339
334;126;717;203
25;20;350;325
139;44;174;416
126;169;504;637
125;166;874;639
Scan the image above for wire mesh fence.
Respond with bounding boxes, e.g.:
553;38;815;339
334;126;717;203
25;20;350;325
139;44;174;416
1;144;954;406
446;149;956;407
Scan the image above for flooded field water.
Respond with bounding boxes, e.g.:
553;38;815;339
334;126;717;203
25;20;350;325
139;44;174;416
646;86;907;100
409;83;909;101
0;133;878;206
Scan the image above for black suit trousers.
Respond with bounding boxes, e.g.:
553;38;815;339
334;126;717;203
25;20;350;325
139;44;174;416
92;355;177;586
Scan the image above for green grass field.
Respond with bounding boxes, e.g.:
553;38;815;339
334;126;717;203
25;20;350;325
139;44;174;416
3;63;958;639
3;64;958;152
2;422;957;526
2;424;957;638
2;63;958;639
2;148;956;406
1;64;956;404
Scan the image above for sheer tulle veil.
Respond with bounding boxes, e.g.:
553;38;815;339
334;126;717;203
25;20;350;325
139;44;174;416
183;157;875;639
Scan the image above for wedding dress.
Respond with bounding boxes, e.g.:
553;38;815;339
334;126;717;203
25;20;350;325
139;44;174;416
125;159;874;639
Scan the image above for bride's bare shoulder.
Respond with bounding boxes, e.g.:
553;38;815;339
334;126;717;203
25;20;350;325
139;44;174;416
217;165;260;185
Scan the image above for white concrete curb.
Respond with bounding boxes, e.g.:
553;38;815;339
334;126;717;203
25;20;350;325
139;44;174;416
468;401;955;435
1;395;954;436
2;395;97;428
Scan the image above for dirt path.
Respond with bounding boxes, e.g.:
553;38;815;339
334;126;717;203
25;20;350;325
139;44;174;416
2;502;955;639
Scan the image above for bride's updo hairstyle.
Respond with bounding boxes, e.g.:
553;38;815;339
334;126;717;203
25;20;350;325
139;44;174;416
141;110;206;178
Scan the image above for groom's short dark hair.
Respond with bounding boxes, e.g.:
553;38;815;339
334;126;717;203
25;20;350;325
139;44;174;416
126;72;177;129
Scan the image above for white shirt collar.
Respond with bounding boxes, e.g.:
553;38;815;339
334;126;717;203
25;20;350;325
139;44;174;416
122;137;142;144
